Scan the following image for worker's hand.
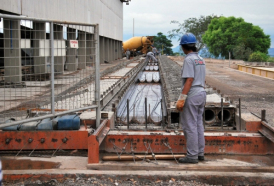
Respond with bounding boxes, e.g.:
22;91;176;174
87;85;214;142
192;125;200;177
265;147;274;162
176;94;187;112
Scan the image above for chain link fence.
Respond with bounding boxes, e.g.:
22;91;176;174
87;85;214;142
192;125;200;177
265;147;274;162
0;14;100;127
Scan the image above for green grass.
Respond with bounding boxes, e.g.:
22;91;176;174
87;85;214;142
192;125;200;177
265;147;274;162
267;57;274;62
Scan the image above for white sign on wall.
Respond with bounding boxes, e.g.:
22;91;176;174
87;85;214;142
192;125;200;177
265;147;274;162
69;40;79;48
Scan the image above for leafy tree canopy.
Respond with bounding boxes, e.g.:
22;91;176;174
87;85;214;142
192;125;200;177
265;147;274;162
168;15;220;51
202;16;271;59
153;32;173;55
248;51;269;62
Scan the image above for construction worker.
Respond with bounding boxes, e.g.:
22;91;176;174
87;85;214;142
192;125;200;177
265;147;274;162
152;46;158;57
126;49;131;59
176;33;206;164
146;51;157;63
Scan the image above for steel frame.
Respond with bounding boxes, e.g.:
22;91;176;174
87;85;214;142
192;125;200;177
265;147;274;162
0;117;274;164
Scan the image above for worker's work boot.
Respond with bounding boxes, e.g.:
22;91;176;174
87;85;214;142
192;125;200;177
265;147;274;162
178;157;198;164
198;156;204;161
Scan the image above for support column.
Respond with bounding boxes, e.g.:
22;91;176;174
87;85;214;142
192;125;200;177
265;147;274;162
66;27;77;71
109;39;112;62
4;19;21;82
115;40;118;60
111;39;114;61
53;24;65;73
78;31;86;70
33;22;47;75
105;37;109;62
119;41;123;59
100;36;104;64
86;33;94;67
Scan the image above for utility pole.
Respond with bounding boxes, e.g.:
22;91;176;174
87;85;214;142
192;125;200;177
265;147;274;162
229;52;231;68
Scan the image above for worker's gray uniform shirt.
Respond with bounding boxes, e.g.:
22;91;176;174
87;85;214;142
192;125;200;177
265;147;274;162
146;52;157;62
152;48;157;54
181;52;206;97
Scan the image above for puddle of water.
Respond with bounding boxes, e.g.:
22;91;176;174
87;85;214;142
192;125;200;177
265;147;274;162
1;157;61;170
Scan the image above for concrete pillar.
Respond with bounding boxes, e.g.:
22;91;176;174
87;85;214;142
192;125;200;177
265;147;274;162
115;40;118;60
113;40;116;60
109;39;112;62
119;41;123;59
111;39;114;61
100;36;104;64
33;22;47;75
114;40;116;60
105;37;109;62
78;31;86;70
4;19;21;82
53;24;65;73
86;33;94;67
66;27;77;71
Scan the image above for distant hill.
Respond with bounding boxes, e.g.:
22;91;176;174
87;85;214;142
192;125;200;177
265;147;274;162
173;46;274;57
172;46;181;53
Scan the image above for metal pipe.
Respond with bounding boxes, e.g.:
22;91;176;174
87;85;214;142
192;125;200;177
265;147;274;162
239;98;241;131
0;13;97;26
0;105;98;129
145;97;147;130
95;24;101;128
50;22;55;115
221;98;223;130
127;99;130;130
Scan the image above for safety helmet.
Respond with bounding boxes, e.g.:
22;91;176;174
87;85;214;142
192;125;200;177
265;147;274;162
180;33;197;45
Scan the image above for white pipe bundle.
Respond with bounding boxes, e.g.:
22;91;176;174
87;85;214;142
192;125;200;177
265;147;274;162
153;72;160;82
146;73;153;82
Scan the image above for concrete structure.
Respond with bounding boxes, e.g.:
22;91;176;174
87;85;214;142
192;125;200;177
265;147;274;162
0;0;124;81
3;20;22;82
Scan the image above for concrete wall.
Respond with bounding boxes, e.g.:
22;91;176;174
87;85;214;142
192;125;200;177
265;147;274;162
0;0;123;41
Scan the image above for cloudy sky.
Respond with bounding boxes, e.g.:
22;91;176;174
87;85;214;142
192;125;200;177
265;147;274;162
123;0;274;48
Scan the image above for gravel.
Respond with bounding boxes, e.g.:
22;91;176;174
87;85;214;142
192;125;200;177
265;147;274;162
3;177;217;186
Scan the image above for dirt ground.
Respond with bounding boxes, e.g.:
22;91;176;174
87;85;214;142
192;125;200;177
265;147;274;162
174;57;274;127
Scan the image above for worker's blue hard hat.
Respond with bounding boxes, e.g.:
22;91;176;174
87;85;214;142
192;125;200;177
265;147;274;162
180;33;197;45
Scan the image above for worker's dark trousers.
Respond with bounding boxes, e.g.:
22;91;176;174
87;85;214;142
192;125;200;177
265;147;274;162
180;91;206;159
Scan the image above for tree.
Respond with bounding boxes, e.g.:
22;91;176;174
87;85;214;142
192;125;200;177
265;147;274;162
248;51;269;62
168;15;220;51
232;43;253;61
202;16;271;59
153;32;173;55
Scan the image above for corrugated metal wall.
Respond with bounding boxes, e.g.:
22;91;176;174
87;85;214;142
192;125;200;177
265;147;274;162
0;0;123;41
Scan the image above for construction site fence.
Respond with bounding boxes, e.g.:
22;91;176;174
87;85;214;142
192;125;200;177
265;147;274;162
0;14;101;128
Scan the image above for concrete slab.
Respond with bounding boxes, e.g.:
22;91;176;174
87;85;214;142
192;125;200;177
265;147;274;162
2;155;274;185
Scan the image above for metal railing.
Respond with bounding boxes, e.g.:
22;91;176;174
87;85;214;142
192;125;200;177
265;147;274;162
0;14;100;128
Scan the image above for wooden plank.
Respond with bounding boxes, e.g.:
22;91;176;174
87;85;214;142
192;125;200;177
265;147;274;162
102;154;185;161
